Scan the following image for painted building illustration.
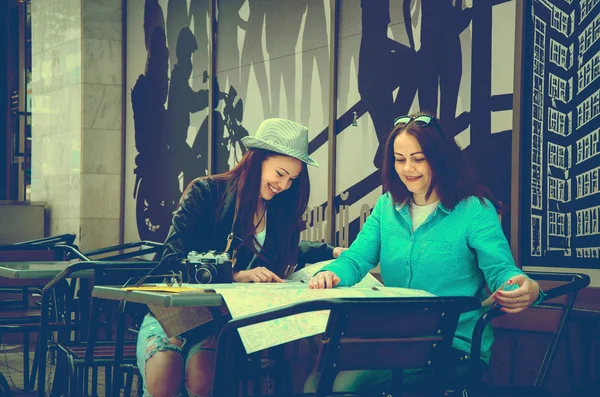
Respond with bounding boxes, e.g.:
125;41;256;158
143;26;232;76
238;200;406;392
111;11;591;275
524;0;599;268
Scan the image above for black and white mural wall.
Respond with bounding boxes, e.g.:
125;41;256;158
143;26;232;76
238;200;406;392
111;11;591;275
124;0;519;248
333;0;518;246
520;0;599;269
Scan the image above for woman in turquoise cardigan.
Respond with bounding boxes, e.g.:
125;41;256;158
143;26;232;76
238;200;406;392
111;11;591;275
308;113;542;395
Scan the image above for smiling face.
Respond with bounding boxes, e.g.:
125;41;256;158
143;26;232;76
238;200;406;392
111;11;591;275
259;155;303;200
393;132;438;205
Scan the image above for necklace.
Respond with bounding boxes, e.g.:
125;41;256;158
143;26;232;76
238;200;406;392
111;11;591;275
254;200;268;231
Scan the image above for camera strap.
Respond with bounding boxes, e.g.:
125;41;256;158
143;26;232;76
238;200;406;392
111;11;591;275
224;200;268;269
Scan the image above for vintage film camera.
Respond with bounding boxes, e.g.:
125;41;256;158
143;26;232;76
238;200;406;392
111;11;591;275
186;250;233;284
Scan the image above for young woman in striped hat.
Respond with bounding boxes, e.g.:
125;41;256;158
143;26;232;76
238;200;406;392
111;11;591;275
137;118;345;397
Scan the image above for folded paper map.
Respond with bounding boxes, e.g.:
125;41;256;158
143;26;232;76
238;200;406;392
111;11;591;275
210;261;433;354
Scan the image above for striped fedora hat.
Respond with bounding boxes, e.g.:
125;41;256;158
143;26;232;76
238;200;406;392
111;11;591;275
241;118;319;167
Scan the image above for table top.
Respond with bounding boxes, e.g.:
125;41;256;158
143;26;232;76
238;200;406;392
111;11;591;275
0;261;91;279
92;285;225;307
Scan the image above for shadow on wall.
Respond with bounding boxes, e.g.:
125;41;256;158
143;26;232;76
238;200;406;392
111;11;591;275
132;0;248;242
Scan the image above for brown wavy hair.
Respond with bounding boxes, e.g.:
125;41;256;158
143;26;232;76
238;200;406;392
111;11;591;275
213;149;310;273
381;112;503;212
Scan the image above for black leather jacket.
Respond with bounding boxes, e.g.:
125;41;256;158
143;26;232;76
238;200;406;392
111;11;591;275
161;177;334;277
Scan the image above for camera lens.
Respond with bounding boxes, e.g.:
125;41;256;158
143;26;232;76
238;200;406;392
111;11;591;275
195;265;217;284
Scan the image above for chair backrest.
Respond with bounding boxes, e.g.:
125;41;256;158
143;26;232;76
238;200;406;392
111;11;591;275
83;241;163;261
0;243;85;262
213;296;481;397
313;297;481;396
316;297;479;372
90;262;160;330
92;262;161;288
0;244;62;262
12;233;77;246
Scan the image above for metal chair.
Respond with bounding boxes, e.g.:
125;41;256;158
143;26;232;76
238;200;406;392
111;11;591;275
0;242;84;392
212;296;481;397
468;272;590;397
37;260;159;397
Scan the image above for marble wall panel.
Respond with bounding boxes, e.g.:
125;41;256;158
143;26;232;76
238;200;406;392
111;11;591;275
81;129;122;175
49;218;81;241
30;0;123;251
42;174;82;220
80;174;121;219
79;218;121;251
31;0;81;55
32;39;82;95
83;0;122;41
82;39;122;85
83;84;122;130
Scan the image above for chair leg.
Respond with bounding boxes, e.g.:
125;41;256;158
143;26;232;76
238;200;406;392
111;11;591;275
272;346;290;396
124;370;134;397
562;324;578;396
69;364;79;397
29;339;39;389
23;331;30;390
315;368;339;397
67;357;77;397
78;366;86;397
111;301;128;396
241;377;248;397
0;371;12;397
137;372;144;397
508;335;519;385
92;367;98;396
84;366;90;396
251;353;262;396
105;365;112;397
50;354;68;397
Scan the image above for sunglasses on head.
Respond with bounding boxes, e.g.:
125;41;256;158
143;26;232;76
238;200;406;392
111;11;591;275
393;115;436;127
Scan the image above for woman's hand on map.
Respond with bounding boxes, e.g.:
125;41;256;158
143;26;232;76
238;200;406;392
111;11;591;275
308;271;340;289
233;267;285;283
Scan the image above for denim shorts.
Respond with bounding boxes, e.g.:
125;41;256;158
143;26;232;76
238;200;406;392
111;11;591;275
136;314;217;397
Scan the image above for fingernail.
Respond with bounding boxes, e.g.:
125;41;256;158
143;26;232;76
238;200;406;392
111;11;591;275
507;280;513;284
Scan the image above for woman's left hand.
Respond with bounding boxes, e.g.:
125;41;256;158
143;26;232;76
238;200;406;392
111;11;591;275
493;274;540;313
332;247;348;259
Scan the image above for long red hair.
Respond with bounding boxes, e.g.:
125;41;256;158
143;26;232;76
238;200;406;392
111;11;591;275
212;149;310;273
